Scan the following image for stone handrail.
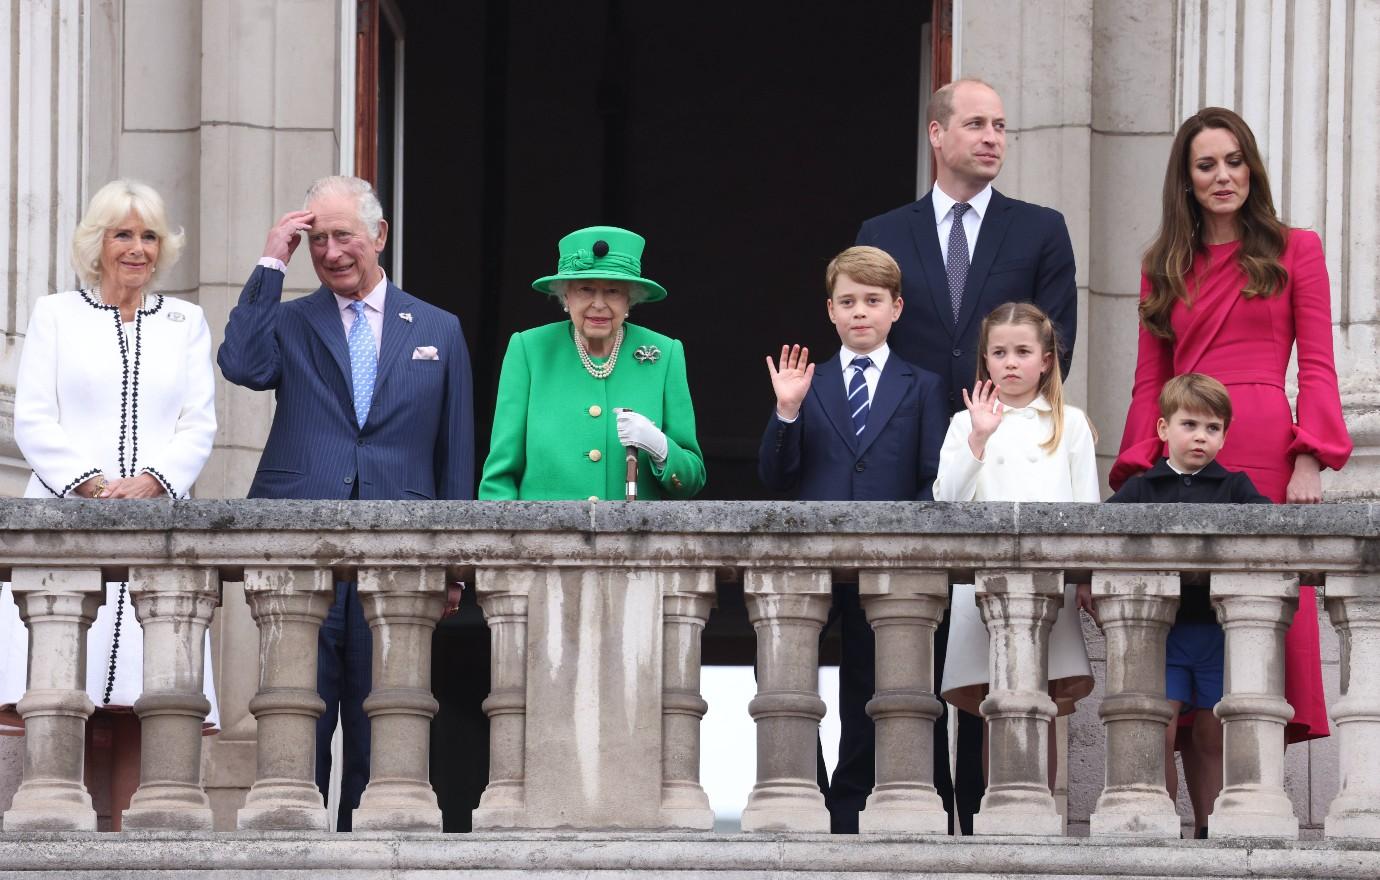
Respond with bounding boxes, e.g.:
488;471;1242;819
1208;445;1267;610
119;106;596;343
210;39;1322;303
0;499;1377;838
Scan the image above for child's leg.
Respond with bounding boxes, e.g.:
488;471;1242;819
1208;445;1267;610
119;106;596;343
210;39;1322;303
1165;699;1184;797
1188;709;1223;830
1163;623;1195;802
1180;621;1226;834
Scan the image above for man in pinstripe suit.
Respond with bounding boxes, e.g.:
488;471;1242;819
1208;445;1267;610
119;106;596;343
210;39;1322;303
218;175;474;830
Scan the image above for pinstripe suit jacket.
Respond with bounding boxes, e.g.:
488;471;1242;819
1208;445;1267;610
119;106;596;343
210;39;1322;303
218;265;474;500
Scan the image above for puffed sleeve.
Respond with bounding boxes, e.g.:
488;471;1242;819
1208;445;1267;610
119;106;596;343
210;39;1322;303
138;309;217;497
931;411;981;502
1066;408;1102;502
478;332;531;500
13;297;105;496
1284;229;1352;470
649;338;706;498
1110;274;1174;490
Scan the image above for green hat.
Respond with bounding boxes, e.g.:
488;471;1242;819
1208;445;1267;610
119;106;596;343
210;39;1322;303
532;225;668;303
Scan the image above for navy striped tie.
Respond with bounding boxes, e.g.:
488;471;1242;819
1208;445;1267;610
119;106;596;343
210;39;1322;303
848;356;872;436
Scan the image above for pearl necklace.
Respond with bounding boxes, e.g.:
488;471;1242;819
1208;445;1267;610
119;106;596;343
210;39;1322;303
573;324;624;380
92;285;146;317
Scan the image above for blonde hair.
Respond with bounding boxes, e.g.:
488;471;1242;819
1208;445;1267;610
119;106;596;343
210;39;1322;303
825;246;901;298
1159;372;1233;429
70;179;185;287
976;302;1068;453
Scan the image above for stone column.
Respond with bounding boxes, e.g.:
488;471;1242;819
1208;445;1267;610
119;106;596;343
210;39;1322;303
1209;571;1299;839
470;568;531;829
659;569;716;830
351;567;445;831
121;566;221;831
1089;571;1180;837
857;569;949;834
235;567;334;831
1323;573;1380;838
739;568;831;833
1;568;104;831
973;569;1064;836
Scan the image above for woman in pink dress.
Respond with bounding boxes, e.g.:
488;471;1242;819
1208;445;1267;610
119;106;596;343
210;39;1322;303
1111;107;1351;830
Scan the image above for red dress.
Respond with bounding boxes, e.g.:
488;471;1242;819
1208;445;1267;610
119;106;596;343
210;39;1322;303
1112;228;1352;743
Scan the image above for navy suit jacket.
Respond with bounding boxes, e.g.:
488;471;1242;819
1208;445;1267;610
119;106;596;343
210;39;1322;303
758;352;947;500
218;265;474;500
857;188;1077;413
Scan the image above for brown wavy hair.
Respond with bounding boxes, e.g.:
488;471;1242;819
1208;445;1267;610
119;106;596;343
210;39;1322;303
976;302;1067;453
1140;107;1288;341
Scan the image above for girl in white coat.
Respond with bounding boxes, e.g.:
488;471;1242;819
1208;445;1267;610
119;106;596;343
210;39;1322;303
933;302;1098;784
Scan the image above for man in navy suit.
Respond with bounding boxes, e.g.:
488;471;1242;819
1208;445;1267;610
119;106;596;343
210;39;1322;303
856;78;1078;832
219;175;473;830
759;246;947;833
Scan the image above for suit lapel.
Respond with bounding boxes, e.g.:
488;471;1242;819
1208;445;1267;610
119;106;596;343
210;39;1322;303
370;284;417;405
954;189;1013;340
303;288;353;390
855;357;914;458
908;194;956;339
812;353;858;453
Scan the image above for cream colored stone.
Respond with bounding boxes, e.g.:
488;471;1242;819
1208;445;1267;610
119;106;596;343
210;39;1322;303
857;570;949;835
1091;0;1177;133
740;569;831;833
471;568;531;830
271;0;339;130
658;570;716;831
122;0;201;131
1089;571;1179;837
199;0;276;129
973;569;1064;836
1209;572;1300;839
235;567;334;831
122;566;221;831
1323;575;1380;838
1;567;104;831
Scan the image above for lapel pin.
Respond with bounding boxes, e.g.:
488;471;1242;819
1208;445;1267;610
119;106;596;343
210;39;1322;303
399;312;413;323
166;311;185;322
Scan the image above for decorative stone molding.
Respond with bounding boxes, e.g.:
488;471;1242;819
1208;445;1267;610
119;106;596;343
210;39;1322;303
1323;574;1380;839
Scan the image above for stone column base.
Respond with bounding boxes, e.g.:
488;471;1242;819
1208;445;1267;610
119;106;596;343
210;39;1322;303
973;809;1064;837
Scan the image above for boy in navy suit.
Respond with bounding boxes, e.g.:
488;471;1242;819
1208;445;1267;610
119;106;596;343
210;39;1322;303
759;246;947;832
1106;372;1269;838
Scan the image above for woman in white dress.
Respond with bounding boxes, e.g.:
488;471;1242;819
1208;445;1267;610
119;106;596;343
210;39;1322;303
0;179;218;829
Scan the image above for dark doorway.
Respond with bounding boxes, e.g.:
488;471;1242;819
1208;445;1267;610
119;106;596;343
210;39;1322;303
394;0;929;498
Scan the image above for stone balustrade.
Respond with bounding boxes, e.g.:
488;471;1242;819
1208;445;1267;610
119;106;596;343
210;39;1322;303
1;499;1379;844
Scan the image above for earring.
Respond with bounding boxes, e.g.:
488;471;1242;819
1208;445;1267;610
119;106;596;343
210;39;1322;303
1184;184;1191;192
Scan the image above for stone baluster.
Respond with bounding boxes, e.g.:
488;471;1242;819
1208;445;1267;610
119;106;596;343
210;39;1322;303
121;566;221;830
1323;573;1380;838
659;569;716;830
236;567;334;831
857;569;949;834
471;568;532;829
740;568;831;832
352;566;446;831
1;568;104;831
1089;571;1180;837
972;569;1064;836
1208;571;1299;838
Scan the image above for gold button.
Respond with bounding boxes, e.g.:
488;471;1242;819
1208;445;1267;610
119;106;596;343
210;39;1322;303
589;449;602;462
589;405;602;418
588;495;599;502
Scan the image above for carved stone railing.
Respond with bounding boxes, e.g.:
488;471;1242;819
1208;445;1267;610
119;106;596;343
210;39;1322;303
1;500;1379;842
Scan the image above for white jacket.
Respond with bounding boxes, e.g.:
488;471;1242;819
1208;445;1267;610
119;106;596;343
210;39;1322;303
933;395;1100;503
14;290;216;498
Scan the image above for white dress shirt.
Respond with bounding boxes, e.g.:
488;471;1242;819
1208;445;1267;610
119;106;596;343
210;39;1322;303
932;183;993;264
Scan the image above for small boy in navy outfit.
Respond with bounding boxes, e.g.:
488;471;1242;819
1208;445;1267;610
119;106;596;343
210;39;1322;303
759;245;947;832
1107;372;1268;838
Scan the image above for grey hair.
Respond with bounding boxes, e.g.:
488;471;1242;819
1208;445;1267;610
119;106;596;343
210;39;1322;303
70;179;186;288
303;175;385;239
551;278;650;307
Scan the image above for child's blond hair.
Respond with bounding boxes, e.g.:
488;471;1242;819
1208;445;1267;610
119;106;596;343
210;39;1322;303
976;302;1068;453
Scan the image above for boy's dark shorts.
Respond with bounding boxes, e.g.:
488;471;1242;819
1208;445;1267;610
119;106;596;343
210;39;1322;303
1165;620;1224;710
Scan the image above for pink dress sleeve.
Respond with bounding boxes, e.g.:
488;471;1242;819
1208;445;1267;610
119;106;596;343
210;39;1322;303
1285;229;1352;470
1110;274;1173;490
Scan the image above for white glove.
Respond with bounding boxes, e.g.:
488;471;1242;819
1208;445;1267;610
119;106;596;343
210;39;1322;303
617;409;669;463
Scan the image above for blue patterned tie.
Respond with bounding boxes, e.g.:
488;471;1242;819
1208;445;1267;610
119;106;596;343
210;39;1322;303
946;202;971;322
347;301;376;428
848;356;872;436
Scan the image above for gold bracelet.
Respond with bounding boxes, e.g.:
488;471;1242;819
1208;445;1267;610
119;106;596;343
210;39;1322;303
91;477;108;498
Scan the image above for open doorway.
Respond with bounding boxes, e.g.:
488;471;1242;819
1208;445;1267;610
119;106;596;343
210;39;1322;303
359;0;935;498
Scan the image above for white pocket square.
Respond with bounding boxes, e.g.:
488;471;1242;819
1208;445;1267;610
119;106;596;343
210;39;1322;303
412;346;439;360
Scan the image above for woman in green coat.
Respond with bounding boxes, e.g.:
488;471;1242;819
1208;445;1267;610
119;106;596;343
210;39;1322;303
479;226;706;500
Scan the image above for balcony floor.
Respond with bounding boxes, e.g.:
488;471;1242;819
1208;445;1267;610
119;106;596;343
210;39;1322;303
2;832;1379;879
